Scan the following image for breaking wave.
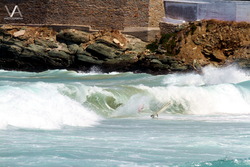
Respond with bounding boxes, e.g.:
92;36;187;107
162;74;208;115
0;65;250;129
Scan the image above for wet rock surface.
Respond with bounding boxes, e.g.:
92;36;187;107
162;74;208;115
0;20;249;74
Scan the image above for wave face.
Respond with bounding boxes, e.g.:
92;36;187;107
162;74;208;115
0;65;250;129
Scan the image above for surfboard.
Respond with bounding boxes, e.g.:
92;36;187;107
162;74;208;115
151;102;171;118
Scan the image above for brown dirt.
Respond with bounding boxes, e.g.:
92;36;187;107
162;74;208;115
163;20;250;67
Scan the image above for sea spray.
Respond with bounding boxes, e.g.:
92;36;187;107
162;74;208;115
0;82;101;130
163;65;250;86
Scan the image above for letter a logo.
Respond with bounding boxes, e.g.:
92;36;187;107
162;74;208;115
4;5;23;20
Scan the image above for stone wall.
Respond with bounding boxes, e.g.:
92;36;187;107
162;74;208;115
45;0;126;30
148;0;165;27
0;0;164;29
0;0;48;24
159;22;183;34
0;0;165;41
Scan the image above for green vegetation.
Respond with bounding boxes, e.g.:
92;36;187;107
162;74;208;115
146;40;158;52
146;32;177;55
190;23;197;35
160;33;175;44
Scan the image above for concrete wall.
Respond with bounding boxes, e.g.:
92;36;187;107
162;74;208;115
236;2;250;22
163;0;250;23
164;2;198;21
197;2;237;21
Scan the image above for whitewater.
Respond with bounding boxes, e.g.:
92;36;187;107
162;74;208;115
1;65;250;167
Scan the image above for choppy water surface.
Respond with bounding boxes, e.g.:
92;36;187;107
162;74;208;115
0;65;250;167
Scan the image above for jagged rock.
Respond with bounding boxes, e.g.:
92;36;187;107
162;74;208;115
7;45;23;57
76;51;103;65
22;44;46;57
150;59;162;64
1;20;249;74
171;64;189;71
13;30;26;37
86;43;121;59
235;58;250;69
34;39;58;48
56;29;91;44
68;44;80;54
125;35;147;53
113;38;124;47
96;39;121;49
47;50;73;67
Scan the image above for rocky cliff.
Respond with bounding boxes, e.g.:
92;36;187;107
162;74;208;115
0;20;249;74
154;20;250;71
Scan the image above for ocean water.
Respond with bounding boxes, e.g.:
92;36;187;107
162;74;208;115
1;65;250;167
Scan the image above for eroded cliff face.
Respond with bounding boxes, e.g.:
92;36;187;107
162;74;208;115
156;20;250;70
0;20;249;74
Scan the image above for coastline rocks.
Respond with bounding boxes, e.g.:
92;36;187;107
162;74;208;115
0;20;249;74
86;43;121;59
56;29;91;44
0;26;184;74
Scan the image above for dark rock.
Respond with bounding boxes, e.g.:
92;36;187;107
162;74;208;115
125;35;147;53
7;45;23;57
68;44;79;54
47;50;73;67
76;51;103;65
96;39;121;49
171;64;189;71
160;56;178;64
34;39;58;48
150;59;162;64
56;29;90;44
235;58;250;69
20;44;46;57
86;43;121;60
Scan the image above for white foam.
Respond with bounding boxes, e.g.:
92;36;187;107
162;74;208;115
113;94;152;117
147;83;250;115
163;65;250;86
0;82;101;130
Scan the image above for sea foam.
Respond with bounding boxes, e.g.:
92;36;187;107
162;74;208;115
163;65;250;86
0;82;101;130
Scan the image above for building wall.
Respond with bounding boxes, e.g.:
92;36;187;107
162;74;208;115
44;0;126;30
0;0;165;41
163;0;250;23
0;0;48;24
236;2;250;22
0;0;164;30
148;0;165;27
123;0;150;28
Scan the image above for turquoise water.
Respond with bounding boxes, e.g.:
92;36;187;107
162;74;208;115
1;65;250;167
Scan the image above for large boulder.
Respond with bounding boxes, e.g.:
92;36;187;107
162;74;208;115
47;50;73;67
86;43;122;60
56;29;91;44
76;51;104;65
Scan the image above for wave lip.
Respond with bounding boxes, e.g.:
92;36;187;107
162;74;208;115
163;65;250;86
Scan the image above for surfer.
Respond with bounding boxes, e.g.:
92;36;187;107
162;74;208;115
151;102;171;118
137;104;144;113
150;113;158;118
